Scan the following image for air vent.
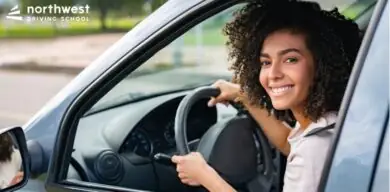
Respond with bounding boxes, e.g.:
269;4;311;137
94;150;124;184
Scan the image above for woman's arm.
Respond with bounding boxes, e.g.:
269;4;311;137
209;80;292;156
241;99;292;156
201;166;237;192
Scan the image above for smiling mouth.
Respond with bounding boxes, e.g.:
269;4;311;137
269;85;293;95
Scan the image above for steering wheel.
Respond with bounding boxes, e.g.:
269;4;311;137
174;86;278;192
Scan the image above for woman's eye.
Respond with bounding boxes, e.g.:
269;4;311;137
260;61;271;66
286;57;298;63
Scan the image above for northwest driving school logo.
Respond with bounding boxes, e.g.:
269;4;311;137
5;4;90;22
6;5;22;21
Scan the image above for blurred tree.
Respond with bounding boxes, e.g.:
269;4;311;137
86;0;128;30
0;6;5;15
91;0;114;30
0;0;14;15
151;0;167;11
125;0;147;15
86;0;164;30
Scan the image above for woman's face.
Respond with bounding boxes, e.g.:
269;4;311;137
259;30;315;111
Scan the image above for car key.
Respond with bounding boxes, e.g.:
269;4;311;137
154;153;175;166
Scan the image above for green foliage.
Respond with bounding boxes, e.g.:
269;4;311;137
342;0;376;19
0;17;141;38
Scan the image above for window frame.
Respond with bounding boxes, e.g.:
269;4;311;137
318;0;389;191
45;1;243;192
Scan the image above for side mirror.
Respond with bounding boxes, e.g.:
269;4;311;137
0;127;30;192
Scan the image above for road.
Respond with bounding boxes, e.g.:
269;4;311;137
0;71;74;128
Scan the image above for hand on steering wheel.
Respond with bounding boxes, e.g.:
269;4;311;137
207;80;241;107
171;152;210;186
173;85;259;189
170;85;278;192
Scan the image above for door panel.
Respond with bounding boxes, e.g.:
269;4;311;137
321;1;389;191
371;121;389;192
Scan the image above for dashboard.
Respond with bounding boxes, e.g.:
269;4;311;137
69;90;236;191
118;96;217;157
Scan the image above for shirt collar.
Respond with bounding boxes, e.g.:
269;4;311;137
289;111;338;140
301;111;338;136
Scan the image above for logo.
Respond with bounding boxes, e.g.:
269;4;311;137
5;4;90;22
6;5;22;21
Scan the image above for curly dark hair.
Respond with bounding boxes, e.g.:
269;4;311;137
0;133;14;162
223;0;362;121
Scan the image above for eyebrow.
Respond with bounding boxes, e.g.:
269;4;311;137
260;48;302;58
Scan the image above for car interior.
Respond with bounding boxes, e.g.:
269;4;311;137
65;0;377;192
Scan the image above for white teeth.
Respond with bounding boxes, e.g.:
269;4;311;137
271;86;292;94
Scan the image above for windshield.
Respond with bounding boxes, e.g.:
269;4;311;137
90;0;374;112
88;66;231;114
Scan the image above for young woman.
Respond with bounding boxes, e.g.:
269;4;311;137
171;0;361;192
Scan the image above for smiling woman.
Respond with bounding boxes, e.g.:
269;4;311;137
259;32;315;112
226;1;360;122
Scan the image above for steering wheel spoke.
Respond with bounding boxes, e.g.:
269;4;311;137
188;139;200;151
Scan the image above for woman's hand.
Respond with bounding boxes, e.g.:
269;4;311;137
172;152;237;192
171;152;214;186
208;80;242;107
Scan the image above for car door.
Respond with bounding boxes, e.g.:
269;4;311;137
319;0;388;191
33;0;380;192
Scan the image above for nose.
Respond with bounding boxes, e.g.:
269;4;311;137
268;62;284;80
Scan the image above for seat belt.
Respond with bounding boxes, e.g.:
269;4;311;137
304;123;336;137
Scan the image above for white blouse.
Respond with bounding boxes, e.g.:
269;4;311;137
283;112;337;192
